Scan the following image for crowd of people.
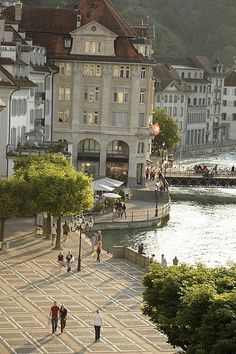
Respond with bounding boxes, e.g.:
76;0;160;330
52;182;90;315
136;243;179;267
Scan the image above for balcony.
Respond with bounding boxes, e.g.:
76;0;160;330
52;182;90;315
6;141;72;158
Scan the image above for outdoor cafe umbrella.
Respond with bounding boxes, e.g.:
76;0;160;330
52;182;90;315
93;181;115;192
102;192;121;199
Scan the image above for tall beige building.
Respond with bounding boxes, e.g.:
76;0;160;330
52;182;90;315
4;0;154;186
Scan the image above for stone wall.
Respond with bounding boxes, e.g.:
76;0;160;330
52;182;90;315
112;245;151;269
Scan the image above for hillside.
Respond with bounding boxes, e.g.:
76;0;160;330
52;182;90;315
23;0;236;67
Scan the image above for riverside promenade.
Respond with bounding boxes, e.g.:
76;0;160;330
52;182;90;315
0;186;178;354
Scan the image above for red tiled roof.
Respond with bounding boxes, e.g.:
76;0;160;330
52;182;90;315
2;1;147;61
225;70;236;86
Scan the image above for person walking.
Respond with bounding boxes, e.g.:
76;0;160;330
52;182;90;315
57;252;65;274
62;221;70;242
59;304;67;333
66;251;73;273
51;223;57;245
94;309;103;341
91;233;97;256
121;203;127;218
49;301;59;334
96;241;102;262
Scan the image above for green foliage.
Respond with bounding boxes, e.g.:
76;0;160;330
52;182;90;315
152;108;181;148
0;178;31;241
143;263;236;353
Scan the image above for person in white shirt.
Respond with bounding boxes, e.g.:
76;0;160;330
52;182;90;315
161;254;167;267
51;223;57;245
94;309;103;341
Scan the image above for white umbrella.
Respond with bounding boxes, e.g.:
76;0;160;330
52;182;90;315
102;192;121;199
93;181;115;192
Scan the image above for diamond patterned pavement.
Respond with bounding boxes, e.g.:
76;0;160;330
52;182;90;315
0;218;179;354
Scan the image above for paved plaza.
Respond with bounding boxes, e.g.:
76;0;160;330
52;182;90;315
0;218;178;354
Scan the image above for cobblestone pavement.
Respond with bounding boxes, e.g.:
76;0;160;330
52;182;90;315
0;219;178;354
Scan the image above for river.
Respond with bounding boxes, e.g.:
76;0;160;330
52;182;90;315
102;151;236;268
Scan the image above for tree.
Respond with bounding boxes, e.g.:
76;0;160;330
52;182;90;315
0;179;31;242
142;263;236;354
152;108;181;150
14;154;94;249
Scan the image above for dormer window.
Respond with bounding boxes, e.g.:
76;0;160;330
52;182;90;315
85;41;101;54
113;65;130;78
64;38;72;49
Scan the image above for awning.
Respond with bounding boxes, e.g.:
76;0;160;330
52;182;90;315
102;192;121;199
93;181;115;192
93;177;124;192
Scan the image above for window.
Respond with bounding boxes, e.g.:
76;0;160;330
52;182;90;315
234;101;236;107
199;86;202;93
188;72;191;78
65;87;71;101
193;98;197;105
168;107;172;115
164;95;168;103
58;109;70;123
82;111;99;125
59;63;72;76
139;89;145;104
113;65;130;78
113;87;129;103
169;95;172;103
194;86;198;92
233;114;236;121
180;107;183;116
222;113;226;121
180;95;184;103
223;88;227;95
199;98;202;105
173;107;177;116
223;100;227;106
194;72;197;78
156;94;161;103
59;86;64;100
174;95;177;103
112;112;128;127
84;64;101;77
181;72;184;78
139;113;145;127
203;86;206;93
85;41;101;53
203;98;205;106
141;67;146;79
83;86;99;102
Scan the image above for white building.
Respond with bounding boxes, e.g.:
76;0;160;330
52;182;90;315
0;8;54;177
222;70;236;140
3;1;155;186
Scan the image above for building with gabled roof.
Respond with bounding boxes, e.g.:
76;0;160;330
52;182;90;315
222;70;236;140
3;0;155;185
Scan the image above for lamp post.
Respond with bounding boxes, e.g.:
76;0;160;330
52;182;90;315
155;182;159;217
77;217;86;272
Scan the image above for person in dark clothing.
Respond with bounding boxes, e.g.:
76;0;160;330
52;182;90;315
49;301;59;334
121;203;127;218
96;241;102;262
138;243;145;254
59;304;67;333
62;221;70;242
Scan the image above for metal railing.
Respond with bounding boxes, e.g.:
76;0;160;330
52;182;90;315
92;202;171;223
166;168;236;178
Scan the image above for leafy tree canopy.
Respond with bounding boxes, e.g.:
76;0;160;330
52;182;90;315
152;108;181;149
143;263;236;354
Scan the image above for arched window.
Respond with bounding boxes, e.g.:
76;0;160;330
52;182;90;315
78;139;100;152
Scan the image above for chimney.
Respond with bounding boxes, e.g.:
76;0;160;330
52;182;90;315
76;11;82;28
15;1;23;22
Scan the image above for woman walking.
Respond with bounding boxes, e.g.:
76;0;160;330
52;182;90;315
59;304;67;333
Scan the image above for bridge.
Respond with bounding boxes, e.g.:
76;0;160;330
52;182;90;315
164;169;236;188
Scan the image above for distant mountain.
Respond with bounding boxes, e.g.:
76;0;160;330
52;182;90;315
22;0;236;67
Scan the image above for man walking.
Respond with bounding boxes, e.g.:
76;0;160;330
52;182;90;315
51;223;57;245
49;301;59;334
94;309;103;341
59;304;67;333
62;221;70;242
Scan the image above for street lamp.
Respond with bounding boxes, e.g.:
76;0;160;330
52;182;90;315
77;216;86;272
155;182;159;217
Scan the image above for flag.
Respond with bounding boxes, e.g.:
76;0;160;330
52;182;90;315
149;122;160;136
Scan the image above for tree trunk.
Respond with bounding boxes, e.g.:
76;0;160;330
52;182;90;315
55;216;62;250
0;218;5;243
46;213;51;240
